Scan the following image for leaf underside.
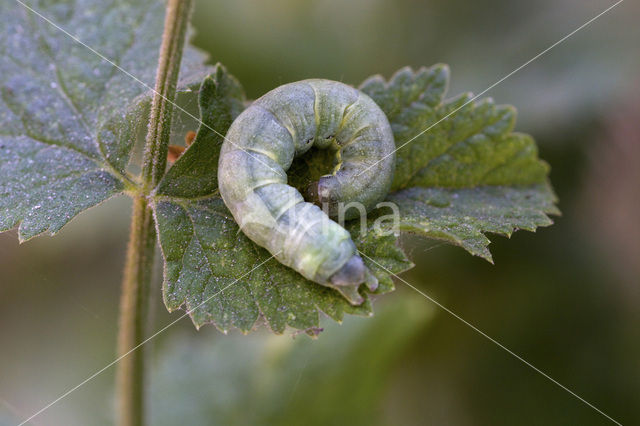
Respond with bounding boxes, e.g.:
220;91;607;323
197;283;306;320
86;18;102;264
0;1;558;334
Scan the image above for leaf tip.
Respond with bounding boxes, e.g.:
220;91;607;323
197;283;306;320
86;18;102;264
477;249;494;264
430;62;450;81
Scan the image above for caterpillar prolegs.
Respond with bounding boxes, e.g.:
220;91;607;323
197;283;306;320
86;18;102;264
218;79;395;304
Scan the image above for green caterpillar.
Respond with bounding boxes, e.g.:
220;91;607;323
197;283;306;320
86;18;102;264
218;79;395;304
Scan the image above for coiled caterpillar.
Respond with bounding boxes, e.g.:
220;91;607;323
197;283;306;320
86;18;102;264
218;79;395;304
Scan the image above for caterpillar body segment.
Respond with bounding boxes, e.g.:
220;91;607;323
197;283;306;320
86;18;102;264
218;79;395;304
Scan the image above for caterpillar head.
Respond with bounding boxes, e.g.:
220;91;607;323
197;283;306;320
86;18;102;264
329;255;378;304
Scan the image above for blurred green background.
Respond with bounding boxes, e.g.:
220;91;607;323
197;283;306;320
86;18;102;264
1;0;639;424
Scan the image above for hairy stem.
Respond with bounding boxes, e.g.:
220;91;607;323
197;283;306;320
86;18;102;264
116;0;193;425
117;197;155;426
141;0;193;191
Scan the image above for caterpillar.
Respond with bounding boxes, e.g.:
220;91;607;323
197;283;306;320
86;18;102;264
218;79;395;304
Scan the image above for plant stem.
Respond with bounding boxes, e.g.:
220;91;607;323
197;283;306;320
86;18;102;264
117;196;155;426
116;1;193;425
141;0;194;191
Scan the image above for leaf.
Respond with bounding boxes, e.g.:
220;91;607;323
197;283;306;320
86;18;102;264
360;64;449;191
154;64;558;333
154;197;411;333
153;67;412;333
360;66;559;259
150;296;433;426
0;0;210;240
360;65;549;191
385;184;559;262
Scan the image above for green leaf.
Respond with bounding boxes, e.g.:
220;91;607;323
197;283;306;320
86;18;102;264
0;0;210;240
385;184;559;262
360;66;559;259
360;65;550;191
150;296;433;426
154;64;558;333
360;64;449;190
154;196;411;333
